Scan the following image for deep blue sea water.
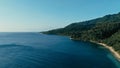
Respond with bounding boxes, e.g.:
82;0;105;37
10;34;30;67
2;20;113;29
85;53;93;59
0;32;119;68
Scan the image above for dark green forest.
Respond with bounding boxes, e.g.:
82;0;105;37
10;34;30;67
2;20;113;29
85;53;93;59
42;12;120;54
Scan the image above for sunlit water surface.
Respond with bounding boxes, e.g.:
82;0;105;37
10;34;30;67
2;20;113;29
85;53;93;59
0;32;119;68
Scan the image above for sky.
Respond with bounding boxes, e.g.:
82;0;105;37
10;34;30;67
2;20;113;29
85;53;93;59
0;0;120;32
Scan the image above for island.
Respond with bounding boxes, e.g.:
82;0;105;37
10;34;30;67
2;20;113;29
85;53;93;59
42;12;120;61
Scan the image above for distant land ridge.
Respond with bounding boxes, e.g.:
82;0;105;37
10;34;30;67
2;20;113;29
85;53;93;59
42;12;120;58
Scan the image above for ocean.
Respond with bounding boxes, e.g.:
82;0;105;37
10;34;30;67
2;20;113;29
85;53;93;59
0;32;119;68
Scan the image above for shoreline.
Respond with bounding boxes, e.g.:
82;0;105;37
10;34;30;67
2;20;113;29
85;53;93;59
70;37;120;61
44;35;120;62
90;41;120;61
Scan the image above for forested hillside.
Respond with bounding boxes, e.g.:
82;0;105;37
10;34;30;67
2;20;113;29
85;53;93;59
43;12;120;53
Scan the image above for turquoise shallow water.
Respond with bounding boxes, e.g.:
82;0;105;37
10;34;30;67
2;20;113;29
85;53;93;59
0;32;119;68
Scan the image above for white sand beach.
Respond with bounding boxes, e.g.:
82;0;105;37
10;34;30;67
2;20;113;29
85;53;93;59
91;41;120;61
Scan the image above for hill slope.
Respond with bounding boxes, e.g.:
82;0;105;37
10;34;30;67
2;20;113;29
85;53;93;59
43;12;120;53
